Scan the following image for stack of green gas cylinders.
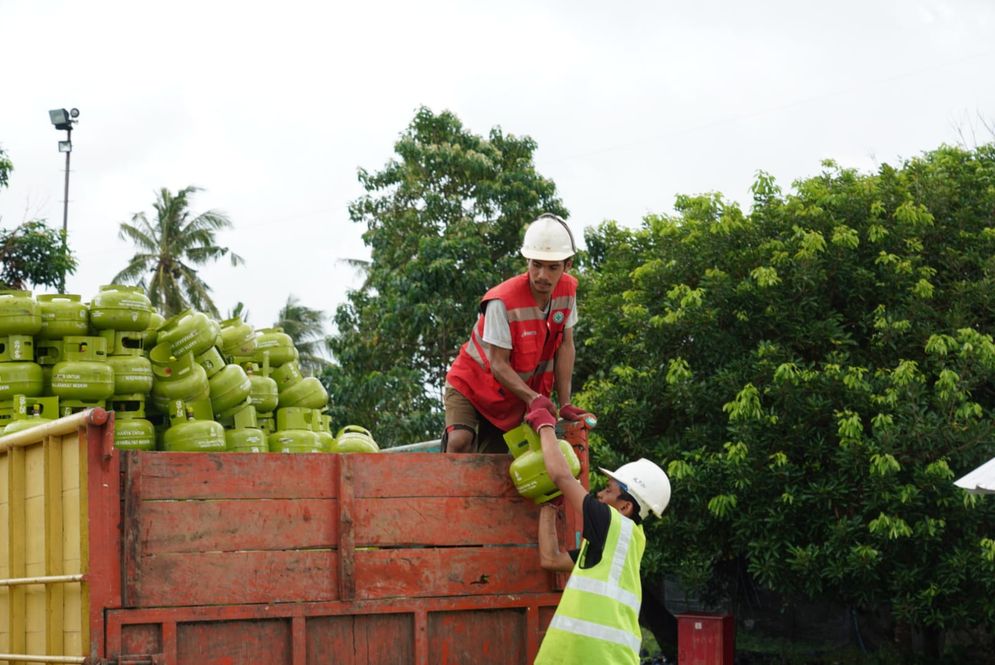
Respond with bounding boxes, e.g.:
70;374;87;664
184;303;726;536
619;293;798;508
0;287;380;454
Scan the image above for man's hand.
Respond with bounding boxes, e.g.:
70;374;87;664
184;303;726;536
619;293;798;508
560;403;596;425
529;394;557;416
526;406;557;432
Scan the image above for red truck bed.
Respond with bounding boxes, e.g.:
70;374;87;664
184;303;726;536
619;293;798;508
1;410;589;664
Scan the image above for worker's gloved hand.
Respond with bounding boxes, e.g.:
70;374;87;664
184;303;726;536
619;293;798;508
525;406;557;432
560;404;598;428
528;394;557;417
559;404;591;421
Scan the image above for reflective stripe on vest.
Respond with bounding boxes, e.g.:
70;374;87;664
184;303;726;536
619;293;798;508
564;518;640;613
445;272;577;430
547;614;642;655
535;507;645;664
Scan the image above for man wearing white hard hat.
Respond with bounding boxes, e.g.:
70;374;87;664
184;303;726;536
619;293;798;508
444;213;596;453
525;404;671;665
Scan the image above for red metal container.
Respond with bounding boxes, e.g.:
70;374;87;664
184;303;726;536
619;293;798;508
678;614;735;664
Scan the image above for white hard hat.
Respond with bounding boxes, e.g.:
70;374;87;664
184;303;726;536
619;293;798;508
521;213;576;261
600;459;671;519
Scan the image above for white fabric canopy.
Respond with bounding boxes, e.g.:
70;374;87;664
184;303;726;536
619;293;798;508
955;457;995;495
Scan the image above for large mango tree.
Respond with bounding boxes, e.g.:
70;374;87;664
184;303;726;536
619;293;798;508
577;145;995;661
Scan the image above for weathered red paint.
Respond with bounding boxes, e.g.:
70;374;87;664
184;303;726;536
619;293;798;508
83;422;592;663
84;408;122;663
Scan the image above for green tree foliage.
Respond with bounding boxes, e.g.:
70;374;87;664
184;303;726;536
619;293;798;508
0;147;77;290
114;186;243;317
0;146;12;190
578;145;995;656
275;295;328;376
323;107;567;445
0;220;77;290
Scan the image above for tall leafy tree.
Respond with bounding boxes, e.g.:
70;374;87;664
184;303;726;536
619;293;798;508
275;295;328;376
0;147;76;290
0;220;77;290
0;146;12;190
323;107;567;444
113;186;243;317
578;145;995;660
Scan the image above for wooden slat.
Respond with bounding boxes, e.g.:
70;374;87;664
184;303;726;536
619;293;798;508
45;435;65;658
354;497;538;547
306;614;414;665
350;454;518;499
135;453;339;500
122;452;143;609
8;446;26;661
428;608;527;665
176;618;292;665
138;499;338;554
353;546;549;600
337;456;355;601
129;550;338;607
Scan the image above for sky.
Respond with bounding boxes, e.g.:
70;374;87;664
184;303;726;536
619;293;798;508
1;0;993;332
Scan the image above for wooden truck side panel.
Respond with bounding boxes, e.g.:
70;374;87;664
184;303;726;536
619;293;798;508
3;411;588;664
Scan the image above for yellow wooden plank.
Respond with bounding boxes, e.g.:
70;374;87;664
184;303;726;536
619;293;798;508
1;453;8;654
46;435;65;658
76;430;89;658
8;446;26;663
61;434;82;652
25;443;46;662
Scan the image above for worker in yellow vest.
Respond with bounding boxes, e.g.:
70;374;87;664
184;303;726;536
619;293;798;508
525;405;671;665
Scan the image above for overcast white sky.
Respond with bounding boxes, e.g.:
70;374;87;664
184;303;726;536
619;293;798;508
1;0;993;331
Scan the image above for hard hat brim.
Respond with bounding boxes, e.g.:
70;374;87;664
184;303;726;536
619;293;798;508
521;249;574;262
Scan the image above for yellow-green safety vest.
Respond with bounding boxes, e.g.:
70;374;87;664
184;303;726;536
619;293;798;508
535;506;645;665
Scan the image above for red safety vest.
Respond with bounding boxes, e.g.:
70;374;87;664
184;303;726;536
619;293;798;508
447;272;577;430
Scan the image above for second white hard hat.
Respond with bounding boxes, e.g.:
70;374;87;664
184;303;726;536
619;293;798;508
600;458;671;520
521;213;576;261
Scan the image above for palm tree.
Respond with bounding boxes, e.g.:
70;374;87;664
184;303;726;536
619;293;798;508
113;186;243;318
275;295;328;375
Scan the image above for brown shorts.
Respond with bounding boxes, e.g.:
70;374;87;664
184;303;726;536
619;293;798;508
443;384;509;454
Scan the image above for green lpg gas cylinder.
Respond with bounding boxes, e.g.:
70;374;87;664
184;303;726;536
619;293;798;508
156;309;220;357
248;371;279;414
3;397;56;435
504;423;581;504
106;356;153;395
271;361;303;391
51;337;115;402
149;344;210;410
0;335;34;362
332;425;379;454
0;363;44;399
195;346;226;377
4;415;53;435
209;364;252;417
220;317;256;359
163;418;227;452
89;285;152;331
316;414;336;452
144;312;165;350
114;418;156;451
250;328;296;366
0;290;42;336
226;427;267;453
278;377;328;409
37;294;89;339
268;407;322;453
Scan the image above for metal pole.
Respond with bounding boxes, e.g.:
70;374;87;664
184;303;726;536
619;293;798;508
59;126;71;293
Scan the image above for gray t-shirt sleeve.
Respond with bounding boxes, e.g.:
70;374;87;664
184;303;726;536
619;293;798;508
482;300;513;349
